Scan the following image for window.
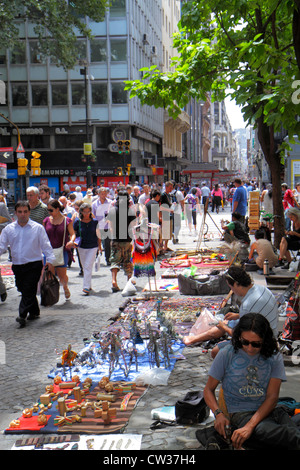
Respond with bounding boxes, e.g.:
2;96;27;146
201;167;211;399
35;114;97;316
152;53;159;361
110;0;126;17
55;134;86;149
110;39;127;61
71;83;85;105
12;84;28;106
32;84;48;106
52;83;68;106
111;82;127;104
9;42;26;64
75;40;87;63
90;39;107;62
29;41;46;64
92;83;107;104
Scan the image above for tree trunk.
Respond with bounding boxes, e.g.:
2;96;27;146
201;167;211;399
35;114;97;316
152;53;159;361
257;117;285;248
293;1;300;71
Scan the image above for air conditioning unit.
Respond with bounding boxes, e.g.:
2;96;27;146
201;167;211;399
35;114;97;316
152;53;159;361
145;158;152;166
142;34;149;45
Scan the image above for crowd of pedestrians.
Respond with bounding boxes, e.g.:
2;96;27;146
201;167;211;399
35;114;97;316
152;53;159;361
1;175;300;327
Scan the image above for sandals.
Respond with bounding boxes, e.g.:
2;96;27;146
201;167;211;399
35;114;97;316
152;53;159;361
64;287;71;300
111;286;120;293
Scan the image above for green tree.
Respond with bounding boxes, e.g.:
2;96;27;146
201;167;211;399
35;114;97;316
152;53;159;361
0;0;109;69
126;0;300;246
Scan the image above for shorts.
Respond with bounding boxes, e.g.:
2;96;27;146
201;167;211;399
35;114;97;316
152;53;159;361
109;241;133;276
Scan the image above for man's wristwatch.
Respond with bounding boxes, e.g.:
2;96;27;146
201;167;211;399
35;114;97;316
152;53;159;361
213;408;224;418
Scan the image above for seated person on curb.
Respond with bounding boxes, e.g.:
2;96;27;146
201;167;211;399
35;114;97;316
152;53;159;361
183;266;278;349
221;212;250;246
210;266;278;358
248;229;278;273
202;313;300;450
278;207;300;269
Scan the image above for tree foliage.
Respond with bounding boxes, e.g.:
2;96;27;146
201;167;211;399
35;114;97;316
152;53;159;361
125;0;300;246
0;0;109;69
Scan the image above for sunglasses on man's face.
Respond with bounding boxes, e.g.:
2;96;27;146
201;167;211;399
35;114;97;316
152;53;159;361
240;337;262;349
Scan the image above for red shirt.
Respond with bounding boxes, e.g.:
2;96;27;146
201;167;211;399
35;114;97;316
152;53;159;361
283;189;295;210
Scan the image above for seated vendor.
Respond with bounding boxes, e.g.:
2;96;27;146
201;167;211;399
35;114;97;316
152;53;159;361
278;207;300;269
221;212;250;245
183;266;278;351
202;313;300;450
248;229;278;273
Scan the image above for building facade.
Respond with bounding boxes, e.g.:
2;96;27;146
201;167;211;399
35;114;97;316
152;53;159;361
0;0;169;200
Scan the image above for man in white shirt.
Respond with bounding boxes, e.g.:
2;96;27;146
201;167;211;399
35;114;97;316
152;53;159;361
0;201;55;328
92;188;112;265
171;183;185;243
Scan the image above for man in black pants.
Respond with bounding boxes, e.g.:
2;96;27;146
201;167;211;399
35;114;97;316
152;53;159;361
0;201;55;328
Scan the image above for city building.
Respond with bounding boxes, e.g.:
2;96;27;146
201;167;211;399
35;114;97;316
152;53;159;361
0;0;172;200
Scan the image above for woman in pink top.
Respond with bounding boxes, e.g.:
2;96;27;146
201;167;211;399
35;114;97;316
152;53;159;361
211;184;223;213
43;200;75;300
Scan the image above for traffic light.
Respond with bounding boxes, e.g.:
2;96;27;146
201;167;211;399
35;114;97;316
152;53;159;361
117;140;124;154
17;157;28;176
124;140;130;154
126;163;131;175
31;151;41;176
114;167;123;176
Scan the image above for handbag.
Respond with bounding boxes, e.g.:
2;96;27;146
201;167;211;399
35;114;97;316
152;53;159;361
52;218;67;267
40;267;60;307
175;390;210;425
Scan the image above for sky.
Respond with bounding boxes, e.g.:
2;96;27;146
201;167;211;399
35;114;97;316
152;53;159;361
225;96;246;130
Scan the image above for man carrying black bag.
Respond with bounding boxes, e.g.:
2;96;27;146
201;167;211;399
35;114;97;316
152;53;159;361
0;201;56;328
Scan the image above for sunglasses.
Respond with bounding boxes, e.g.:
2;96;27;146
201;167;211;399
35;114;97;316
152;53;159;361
48;209;54;212
240;337;262;348
225;271;236;283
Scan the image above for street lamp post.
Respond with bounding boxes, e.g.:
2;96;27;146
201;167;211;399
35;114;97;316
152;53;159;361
80;65;92;189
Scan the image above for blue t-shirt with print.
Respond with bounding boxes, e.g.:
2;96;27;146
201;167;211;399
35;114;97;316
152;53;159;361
208;344;286;414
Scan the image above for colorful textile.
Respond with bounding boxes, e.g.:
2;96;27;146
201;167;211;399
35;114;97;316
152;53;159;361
132;237;157;278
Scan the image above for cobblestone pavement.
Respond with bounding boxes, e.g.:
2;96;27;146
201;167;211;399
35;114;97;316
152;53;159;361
0;206;299;451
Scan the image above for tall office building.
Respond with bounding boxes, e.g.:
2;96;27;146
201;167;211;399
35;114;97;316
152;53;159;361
0;0;168;198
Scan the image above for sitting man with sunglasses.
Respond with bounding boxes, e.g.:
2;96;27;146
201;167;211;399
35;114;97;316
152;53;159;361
183;266;278;350
200;313;300;450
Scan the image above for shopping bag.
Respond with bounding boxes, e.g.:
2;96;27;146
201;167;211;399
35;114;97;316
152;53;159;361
40;267;60;307
189;308;216;336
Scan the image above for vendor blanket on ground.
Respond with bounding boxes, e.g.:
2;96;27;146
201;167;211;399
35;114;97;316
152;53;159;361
5;380;147;435
5;296;224;436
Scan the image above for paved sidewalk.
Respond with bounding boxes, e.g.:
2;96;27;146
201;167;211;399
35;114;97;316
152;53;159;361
0;206;299;451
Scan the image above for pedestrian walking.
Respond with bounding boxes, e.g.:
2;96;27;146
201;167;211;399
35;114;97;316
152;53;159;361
184;188;200;235
232;178;247;223
73;203;102;295
43;200;75;300
106;190;137;292
92;187;112;266
211;184;223;213
26;186;49;225
0;201;56;328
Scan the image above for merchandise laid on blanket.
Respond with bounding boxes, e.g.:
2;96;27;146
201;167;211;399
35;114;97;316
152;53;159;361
5;294;228;437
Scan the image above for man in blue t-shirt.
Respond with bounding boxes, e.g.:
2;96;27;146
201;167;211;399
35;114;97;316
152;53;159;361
232;178;247;222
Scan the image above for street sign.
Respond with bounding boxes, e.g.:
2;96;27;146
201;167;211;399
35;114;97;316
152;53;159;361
0;147;14;163
16;141;25;153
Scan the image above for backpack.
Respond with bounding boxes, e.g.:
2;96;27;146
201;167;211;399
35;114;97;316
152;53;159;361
175;390;210;424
